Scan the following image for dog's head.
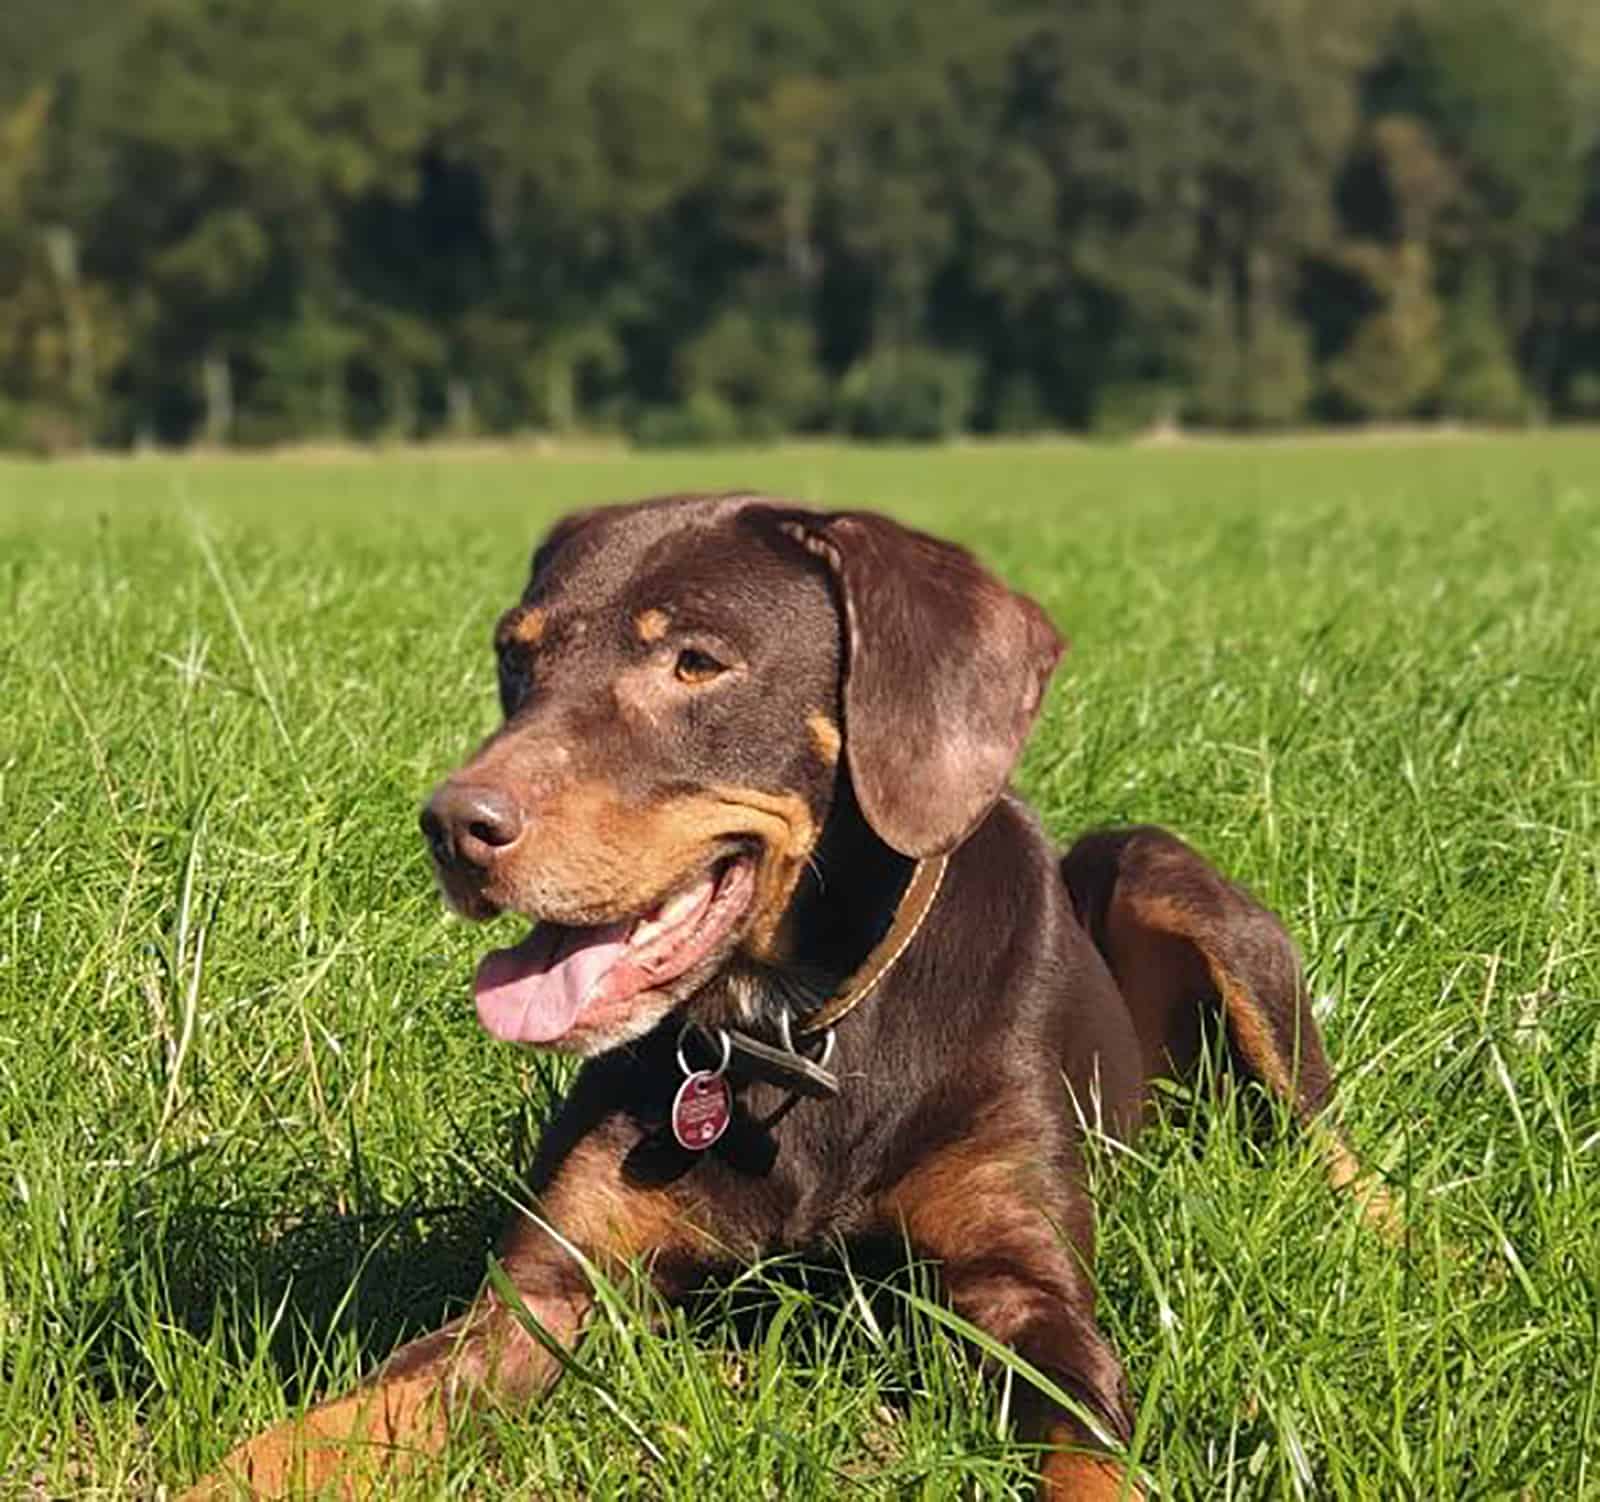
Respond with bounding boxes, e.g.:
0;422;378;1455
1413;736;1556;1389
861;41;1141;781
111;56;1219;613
421;493;1063;1054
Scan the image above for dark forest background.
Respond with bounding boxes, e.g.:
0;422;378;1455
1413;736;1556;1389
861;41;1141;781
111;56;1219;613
4;0;1600;451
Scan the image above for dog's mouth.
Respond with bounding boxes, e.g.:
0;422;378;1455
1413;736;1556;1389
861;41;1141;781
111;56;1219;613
472;855;757;1046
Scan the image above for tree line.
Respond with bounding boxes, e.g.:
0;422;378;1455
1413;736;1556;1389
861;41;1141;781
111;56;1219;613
3;0;1599;451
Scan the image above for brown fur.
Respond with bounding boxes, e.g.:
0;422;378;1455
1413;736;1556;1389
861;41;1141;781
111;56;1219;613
185;496;1384;1501
537;1134;716;1270
1041;1452;1146;1501
431;768;815;945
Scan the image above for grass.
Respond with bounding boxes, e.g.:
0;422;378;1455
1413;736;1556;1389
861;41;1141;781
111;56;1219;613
1;436;1597;1499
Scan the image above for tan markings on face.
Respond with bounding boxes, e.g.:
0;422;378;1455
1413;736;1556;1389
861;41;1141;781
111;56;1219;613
501;605;546;646
451;723;818;939
806;711;841;767
537;783;818;959
689;786;816;957
634;607;671;643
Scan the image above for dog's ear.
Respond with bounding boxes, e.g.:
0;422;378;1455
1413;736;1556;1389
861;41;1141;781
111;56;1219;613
767;508;1065;857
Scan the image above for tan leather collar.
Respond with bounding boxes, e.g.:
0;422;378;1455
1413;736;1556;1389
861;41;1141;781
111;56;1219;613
795;852;949;1037
694;853;950;1102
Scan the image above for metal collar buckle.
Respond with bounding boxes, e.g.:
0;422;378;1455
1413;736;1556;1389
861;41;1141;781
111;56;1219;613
687;1016;840;1099
675;850;949;1106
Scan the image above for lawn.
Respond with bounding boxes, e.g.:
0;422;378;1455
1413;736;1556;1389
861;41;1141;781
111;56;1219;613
2;437;1597;1499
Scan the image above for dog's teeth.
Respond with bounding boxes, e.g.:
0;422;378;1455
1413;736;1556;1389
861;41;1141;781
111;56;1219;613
630;882;710;950
633;916;662;945
661;890;700;923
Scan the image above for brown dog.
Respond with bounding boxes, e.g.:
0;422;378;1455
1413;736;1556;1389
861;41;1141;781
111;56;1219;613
184;494;1383;1499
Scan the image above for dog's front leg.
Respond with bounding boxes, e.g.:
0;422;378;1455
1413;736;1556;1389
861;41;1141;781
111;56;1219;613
180;1113;698;1500
179;1256;589;1499
949;1254;1141;1501
882;1152;1142;1502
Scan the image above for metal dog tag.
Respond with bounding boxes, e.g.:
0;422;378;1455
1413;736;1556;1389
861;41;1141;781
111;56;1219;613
671;1071;731;1151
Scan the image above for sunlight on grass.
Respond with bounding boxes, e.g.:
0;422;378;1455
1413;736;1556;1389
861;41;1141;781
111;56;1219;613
2;437;1597;1497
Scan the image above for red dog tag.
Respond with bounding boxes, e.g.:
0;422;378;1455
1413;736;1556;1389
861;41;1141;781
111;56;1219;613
671;1070;731;1151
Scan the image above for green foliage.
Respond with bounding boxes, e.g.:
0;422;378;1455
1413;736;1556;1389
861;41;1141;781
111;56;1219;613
238;307;364;444
1327;243;1446;418
1377;0;1584;244
630;306;830;448
985;375;1050;435
1188;284;1315;429
1091;382;1182;439
832;347;978;440
1241;316;1316;429
677;311;827;436
1439;259;1537;425
1567;370;1600;418
5;0;1600;444
57;0;430;442
628;391;744;449
0;396;34;452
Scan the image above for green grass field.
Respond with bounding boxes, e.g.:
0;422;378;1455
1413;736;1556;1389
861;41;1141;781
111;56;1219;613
3;438;1597;1499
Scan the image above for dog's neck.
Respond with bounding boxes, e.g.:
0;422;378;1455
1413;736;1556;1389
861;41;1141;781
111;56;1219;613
784;774;921;1001
700;775;922;1033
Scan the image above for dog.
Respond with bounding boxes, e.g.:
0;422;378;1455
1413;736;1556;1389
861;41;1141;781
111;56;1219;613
184;493;1386;1499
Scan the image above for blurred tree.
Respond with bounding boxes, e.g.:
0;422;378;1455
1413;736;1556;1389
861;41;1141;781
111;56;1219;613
430;0;717;431
961;0;1383;427
0;90;57;447
0;0;123;108
832;346;979;441
1;88;126;449
676;311;826;436
1356;0;1586;406
1368;0;1582;257
52;0;428;442
3;0;1600;446
1526;0;1600;408
1326;242;1444;417
1440;255;1535;423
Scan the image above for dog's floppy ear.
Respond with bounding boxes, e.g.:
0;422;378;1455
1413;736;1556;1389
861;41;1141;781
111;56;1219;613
768;508;1065;857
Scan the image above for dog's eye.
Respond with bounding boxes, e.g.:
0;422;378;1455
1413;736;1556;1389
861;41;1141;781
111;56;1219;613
674;647;726;685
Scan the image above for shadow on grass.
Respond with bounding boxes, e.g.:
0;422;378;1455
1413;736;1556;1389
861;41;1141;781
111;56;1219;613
82;1021;1344;1423
83;1098;550;1406
137;1188;504;1390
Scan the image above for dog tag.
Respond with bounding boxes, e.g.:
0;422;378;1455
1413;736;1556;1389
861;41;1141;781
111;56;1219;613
671;1070;731;1151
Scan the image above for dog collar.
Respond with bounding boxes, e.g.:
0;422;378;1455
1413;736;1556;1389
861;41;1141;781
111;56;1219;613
680;852;950;1105
794;851;949;1036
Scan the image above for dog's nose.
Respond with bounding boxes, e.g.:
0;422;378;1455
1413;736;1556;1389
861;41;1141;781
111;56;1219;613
421;783;525;869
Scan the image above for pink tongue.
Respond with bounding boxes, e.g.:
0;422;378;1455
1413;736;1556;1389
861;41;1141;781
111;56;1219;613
474;921;632;1044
